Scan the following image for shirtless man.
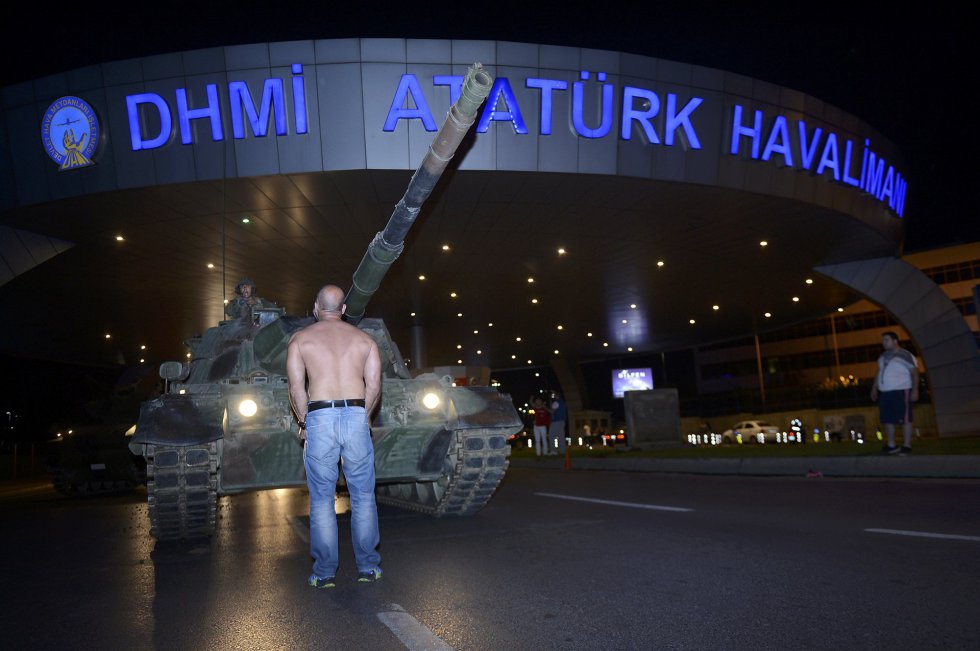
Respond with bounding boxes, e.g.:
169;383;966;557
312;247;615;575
287;284;383;588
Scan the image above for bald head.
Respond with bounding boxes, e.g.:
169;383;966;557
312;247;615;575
314;285;346;320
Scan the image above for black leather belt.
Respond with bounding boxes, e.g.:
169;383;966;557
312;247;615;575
308;399;366;411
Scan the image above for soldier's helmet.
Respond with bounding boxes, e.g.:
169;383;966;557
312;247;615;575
235;277;256;296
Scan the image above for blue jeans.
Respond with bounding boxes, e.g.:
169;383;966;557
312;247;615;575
304;406;381;578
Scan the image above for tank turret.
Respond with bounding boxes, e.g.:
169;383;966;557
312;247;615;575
130;64;521;540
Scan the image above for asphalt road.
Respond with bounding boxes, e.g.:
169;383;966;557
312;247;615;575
2;468;978;650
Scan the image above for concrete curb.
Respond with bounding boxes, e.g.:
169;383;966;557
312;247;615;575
510;455;980;478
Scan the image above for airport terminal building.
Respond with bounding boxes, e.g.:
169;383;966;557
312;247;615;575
1;38;977;436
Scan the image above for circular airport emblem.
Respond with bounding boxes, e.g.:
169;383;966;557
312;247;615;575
41;96;100;170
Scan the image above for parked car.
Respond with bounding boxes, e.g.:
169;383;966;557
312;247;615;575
597;430;628;447
721;420;780;444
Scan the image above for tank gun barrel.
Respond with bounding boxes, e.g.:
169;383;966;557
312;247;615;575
344;63;494;325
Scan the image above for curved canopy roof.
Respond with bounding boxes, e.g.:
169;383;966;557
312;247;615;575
0;39;907;369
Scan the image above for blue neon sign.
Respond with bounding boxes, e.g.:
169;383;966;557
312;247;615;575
125;64;309;151
120;64;908;218
729;104;907;216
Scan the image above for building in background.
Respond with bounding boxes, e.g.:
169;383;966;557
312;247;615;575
691;242;979;419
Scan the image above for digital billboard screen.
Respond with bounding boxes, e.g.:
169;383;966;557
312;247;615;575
612;368;653;398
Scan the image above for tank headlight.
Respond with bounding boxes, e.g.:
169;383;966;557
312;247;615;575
238;399;258;417
421;392;441;410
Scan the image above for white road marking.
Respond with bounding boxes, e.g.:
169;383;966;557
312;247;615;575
865;528;980;542
287;515;310;543
535;492;694;512
289;519;454;649
377;603;454;651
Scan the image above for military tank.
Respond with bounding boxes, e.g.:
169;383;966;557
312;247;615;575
130;63;521;540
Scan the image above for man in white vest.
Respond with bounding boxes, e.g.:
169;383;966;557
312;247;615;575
870;331;920;455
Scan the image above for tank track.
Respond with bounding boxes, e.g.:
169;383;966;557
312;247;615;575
376;428;511;516
145;442;218;540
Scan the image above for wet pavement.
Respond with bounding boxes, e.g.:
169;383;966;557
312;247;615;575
2;468;979;650
511;452;980;478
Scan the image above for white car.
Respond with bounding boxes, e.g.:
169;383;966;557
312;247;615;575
721;420;781;444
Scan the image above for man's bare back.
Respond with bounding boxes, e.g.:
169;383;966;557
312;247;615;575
287;284;384;583
287;285;382;425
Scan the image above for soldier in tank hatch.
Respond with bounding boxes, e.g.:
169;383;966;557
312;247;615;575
224;277;276;319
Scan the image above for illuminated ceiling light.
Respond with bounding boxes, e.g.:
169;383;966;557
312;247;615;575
764;312;772;318
476;350;482;355
104;333;111;339
418;275;426;281
603;342;609;347
712;305;720;311
792;296;800;302
527;277;534;283
450;292;457;298
553;349;559;355
115;235;124;242
207;263;215;269
241;217;250;224
488;322;494;327
139;358;145;363
622;319;628;324
557;247;566;255
442;244;451;251
627;347;633;352
457;312;463;317
630;304;637;309
457;359;463;364
656;260;664;267
527;359;533;364
837;307;844;312
587;332;593;337
140;345;146;350
511;354;517;359
186;352;192;358
456;344;462;349
531;298;538;304
760;240;768;247
805;278;814;285
556;325;563;330
473;329;479;334
689;319;696;324
534;372;540;377
516;336;522;342
410;312;416;317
